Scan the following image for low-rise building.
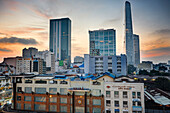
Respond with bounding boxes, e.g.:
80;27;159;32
84;54;127;76
35;50;55;74
138;61;153;72
16;57;46;75
11;72;144;113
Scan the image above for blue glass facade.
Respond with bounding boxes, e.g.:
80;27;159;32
49;18;71;67
133;34;140;67
89;29;116;56
125;1;134;65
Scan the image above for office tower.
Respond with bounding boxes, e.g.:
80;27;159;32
84;54;127;76
89;29;116;56
49;18;71;68
22;47;38;58
133;34;140;67
125;1;134;65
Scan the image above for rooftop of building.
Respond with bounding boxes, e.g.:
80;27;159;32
10;72;136;83
89;28;115;32
50;17;71;21
145;88;170;105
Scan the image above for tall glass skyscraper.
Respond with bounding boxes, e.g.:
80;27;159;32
125;1;134;65
89;29;116;56
133;34;140;67
49;18;71;67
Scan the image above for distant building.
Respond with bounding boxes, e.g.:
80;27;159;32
11;72;144;113
3;57;17;68
84;54;127;76
133;34;140;67
74;56;84;64
89;29;116;56
16;57;46;75
49;18;71;68
168;60;170;65
35;50;55;74
138;61;153;72
0;62;15;75
22;47;38;58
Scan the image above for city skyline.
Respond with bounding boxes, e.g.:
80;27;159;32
0;0;170;63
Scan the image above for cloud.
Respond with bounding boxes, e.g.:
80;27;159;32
152;29;170;36
141;47;170;58
0;37;38;45
102;18;120;25
0;48;12;52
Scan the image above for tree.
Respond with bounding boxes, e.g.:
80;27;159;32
128;65;136;75
154;77;170;91
139;70;149;75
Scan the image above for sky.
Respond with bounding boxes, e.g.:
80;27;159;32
0;0;170;64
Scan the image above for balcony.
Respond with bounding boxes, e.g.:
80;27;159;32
132;106;142;111
114;95;119;98
123;95;128;98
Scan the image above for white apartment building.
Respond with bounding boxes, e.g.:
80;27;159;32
84;54;127;76
104;77;144;113
35;50;55;74
16;57;46;75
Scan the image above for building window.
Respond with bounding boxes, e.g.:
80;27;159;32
17;96;21;101
92;89;101;96
25;79;32;83
123;91;128;98
115;101;119;107
138;101;141;106
75;107;84;113
35;80;47;84
35;96;46;102
60;80;68;84
60;98;67;104
93;108;101;113
137;92;141;98
60;106;67;113
24;96;31;101
17;103;21;109
93;81;101;85
49;105;57;112
60;88;67;95
106;91;111;98
106;110;111;113
50;97;57;103
123;101;128;107
87;99;89;105
35;88;46;94
49;88;57;94
34;104;46;111
49;80;57;84
24;104;31;110
114;91;119;98
93;99;101;105
25;87;32;93
16;77;22;83
133;101;136;106
17;87;22;93
132;92;136;98
106;100;111;106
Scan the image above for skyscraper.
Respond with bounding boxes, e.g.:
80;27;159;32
49;18;71;68
133;34;140;67
89;29;116;56
125;1;134;65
